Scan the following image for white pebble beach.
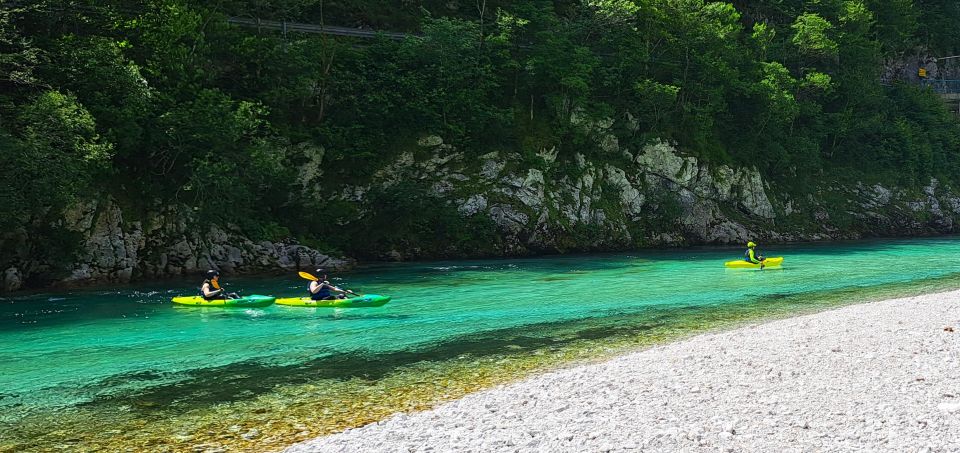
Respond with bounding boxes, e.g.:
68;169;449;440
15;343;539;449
286;291;960;452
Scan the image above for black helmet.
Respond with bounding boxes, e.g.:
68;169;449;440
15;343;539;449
206;270;220;279
315;268;326;276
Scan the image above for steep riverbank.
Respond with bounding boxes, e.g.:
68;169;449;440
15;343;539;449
287;290;960;453
323;138;960;259
7;2;960;294
7;141;960;293
1;197;352;292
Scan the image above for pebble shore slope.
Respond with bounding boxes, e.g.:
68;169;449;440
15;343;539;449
286;292;960;452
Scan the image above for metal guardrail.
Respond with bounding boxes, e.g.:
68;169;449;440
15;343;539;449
226;17;413;40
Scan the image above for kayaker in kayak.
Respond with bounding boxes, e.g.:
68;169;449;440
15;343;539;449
200;270;238;300
308;268;347;301
744;242;765;265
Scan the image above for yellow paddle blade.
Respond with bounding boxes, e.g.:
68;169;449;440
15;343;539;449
298;271;319;281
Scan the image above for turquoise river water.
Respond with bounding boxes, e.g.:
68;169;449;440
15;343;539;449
3;238;960;452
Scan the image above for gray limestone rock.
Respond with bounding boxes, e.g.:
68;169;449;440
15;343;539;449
417;135;444;147
3;267;22;292
605;165;644;219
480;152;505;180
459;195;489;216
9;127;960;292
490;205;530;236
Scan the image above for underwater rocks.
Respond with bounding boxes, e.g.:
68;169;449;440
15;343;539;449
286;291;960;452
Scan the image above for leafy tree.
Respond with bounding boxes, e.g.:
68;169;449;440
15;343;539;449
5;0;960;267
791;13;839;62
632;79;680;132
0;91;111;228
45;36;152;155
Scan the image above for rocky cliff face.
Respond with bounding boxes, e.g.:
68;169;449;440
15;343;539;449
6;120;960;292
883;49;960;83
1;199;350;292
309;125;960;261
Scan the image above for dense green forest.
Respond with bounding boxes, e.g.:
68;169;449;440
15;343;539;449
3;0;960;265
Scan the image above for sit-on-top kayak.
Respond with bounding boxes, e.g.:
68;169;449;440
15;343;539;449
724;257;784;269
171;295;276;307
275;294;391;308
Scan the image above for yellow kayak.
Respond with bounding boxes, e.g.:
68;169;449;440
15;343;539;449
171;295;276;307
724;257;784;269
275;294;391;308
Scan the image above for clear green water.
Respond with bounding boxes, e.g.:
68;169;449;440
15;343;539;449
3;238;960;451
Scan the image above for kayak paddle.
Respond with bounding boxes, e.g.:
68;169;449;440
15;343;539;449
298;271;361;297
299;271;319;281
210;278;233;299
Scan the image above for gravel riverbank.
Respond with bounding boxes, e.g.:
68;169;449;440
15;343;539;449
286;291;960;452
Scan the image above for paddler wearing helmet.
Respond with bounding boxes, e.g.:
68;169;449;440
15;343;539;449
743;241;765;265
200;270;239;300
307;268;348;301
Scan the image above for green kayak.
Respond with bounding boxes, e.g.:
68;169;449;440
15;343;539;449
275;294;391;308
171;295;276;308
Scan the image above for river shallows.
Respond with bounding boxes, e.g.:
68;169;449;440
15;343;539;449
3;238;960;451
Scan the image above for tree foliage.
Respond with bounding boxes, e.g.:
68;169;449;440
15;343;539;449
2;0;960;259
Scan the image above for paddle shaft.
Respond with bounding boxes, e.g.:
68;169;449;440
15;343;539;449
300;271;360;297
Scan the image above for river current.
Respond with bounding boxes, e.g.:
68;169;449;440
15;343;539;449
3;238;959;451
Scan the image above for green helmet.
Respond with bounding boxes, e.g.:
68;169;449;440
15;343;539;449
747;241;757;248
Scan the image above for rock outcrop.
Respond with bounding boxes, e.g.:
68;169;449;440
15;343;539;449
5;120;960;291
309;131;960;260
1;198;350;291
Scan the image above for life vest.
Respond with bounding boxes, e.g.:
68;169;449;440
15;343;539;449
200;279;219;299
310;282;332;300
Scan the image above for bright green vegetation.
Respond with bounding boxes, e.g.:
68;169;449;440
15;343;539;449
4;238;960;451
2;1;960;264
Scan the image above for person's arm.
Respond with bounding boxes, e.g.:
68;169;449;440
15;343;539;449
749;249;761;264
202;283;221;298
309;281;320;294
324;281;346;293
